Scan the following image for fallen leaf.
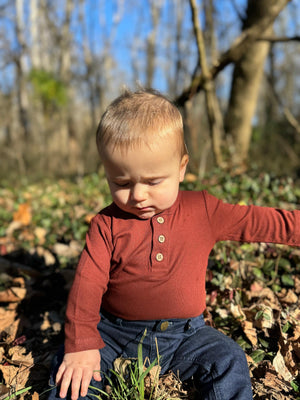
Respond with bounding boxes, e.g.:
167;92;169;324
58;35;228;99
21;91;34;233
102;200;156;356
0;347;33;392
0;306;17;332
241;320;258;347
277;289;298;304
6;221;23;236
33;246;56;266
273;350;293;382
0;383;10;400
84;213;96;224
9;346;33;367
34;227;47;245
3;319;20;344
184;173;197;182
0;347;5;363
0;287;27;303
230;303;246;320
13;203;32;226
32;392;39;400
53;241;81;258
254;305;274;329
0;364;29;392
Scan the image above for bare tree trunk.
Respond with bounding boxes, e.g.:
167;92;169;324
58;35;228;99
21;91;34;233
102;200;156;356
15;0;30;142
224;0;289;167
30;0;41;69
203;0;217;64
189;0;225;168
146;0;161;88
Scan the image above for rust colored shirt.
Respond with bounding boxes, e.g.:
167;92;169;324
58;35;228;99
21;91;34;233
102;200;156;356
64;190;300;352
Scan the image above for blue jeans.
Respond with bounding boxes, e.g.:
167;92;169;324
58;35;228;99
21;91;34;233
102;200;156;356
48;312;253;400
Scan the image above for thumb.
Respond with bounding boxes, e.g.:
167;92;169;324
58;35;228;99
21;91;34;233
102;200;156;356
93;363;101;381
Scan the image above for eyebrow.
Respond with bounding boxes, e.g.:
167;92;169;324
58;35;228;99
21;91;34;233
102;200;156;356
113;175;165;182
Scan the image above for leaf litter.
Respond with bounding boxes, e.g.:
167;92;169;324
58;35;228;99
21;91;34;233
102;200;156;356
0;172;299;399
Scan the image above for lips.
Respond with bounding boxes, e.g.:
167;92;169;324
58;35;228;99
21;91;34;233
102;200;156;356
136;206;151;211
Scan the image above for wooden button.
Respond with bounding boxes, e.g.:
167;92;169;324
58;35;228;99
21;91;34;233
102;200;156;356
158;235;165;243
156;253;164;261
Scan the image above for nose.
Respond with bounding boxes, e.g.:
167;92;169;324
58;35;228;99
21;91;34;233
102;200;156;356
130;183;147;203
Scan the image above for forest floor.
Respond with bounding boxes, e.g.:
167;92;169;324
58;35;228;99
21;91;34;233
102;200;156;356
0;171;299;400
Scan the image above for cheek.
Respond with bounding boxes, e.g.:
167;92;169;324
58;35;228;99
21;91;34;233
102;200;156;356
154;183;178;206
114;191;127;204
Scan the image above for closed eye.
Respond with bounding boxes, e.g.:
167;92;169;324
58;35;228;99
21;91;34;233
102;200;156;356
148;179;163;186
113;182;129;187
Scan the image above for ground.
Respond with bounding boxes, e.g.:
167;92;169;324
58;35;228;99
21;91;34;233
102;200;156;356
0;172;299;399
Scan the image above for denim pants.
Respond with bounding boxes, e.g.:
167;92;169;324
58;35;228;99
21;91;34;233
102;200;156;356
48;312;253;400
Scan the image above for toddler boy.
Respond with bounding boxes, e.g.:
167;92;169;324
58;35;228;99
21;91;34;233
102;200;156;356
50;89;300;400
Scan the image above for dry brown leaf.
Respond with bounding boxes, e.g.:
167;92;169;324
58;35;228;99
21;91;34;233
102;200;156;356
31;392;39;400
289;324;300;342
277;289;298;304
84;213;96;224
0;348;33;390
40;312;51;331
0;364;30;392
291;341;300;359
33;246;56;266
34;227;47;245
0;287;27;303
3;319;20;344
0;306;17;332
294;276;300;294
216;308;228;319
251;361;292;399
53;241;81;258
0;383;10;400
250;281;264;292
9;346;33;367
254;305;274;329
230;303;246;321
0;347;5;363
273;350;293;382
184;173;197;182
6;221;23;236
13;203;32;226
113;356;132;376
241;320;258;347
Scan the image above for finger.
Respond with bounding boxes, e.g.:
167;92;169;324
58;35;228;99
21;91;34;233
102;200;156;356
71;369;83;400
80;370;93;397
59;369;73;399
93;369;101;382
93;358;101;382
55;363;66;385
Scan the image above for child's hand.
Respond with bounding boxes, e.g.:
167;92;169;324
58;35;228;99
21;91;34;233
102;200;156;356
55;349;101;399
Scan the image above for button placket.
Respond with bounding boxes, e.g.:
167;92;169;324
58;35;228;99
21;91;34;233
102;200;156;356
151;215;168;267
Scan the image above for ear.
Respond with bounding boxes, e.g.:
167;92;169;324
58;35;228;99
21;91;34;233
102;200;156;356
179;154;189;182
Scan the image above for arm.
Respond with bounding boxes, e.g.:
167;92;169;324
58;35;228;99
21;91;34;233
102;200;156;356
203;191;300;246
57;215;112;398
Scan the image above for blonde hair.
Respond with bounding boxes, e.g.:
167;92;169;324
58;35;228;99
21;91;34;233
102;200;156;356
96;88;187;157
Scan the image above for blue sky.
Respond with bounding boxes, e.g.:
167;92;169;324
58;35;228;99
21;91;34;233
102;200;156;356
0;0;299;99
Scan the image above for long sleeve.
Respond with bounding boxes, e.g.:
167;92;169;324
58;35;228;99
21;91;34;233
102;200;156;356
202;191;300;246
64;215;112;353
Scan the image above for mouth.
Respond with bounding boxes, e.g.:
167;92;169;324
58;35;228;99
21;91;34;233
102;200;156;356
136;206;151;211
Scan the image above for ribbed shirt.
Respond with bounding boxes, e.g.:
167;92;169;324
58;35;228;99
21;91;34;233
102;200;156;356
64;190;300;353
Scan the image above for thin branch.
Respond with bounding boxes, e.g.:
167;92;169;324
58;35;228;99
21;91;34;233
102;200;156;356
176;0;291;106
257;35;300;42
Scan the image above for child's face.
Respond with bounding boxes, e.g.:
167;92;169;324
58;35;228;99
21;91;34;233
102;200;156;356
102;137;188;219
